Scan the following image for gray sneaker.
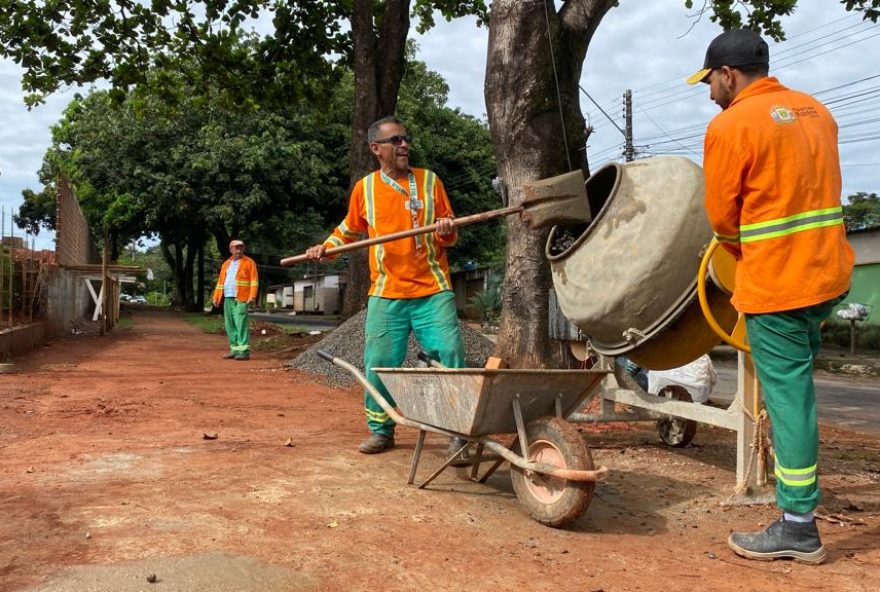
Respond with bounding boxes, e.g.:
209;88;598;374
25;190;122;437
358;433;395;454
728;517;826;564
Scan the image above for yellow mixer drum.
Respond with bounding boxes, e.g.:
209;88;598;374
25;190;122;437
546;156;738;370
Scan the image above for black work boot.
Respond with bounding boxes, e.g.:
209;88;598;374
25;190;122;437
728;517;826;564
358;433;395;454
447;436;471;467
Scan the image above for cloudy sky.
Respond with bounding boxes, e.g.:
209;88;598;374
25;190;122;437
2;0;879;250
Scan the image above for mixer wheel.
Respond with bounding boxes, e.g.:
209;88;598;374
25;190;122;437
657;386;697;447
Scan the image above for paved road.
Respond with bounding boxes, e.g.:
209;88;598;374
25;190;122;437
251;312;338;331
713;362;880;435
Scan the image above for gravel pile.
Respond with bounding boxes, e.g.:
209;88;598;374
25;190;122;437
286;309;497;387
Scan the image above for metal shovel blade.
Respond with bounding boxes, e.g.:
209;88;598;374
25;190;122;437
521;170;592;229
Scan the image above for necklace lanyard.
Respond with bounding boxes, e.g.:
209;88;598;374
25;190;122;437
380;170;423;253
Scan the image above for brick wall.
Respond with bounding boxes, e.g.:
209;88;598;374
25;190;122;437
56;177;97;266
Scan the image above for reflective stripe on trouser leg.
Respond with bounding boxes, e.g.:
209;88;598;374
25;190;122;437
363;297;410;436
410;291;465;369
224;298;251;353
745;297;838;514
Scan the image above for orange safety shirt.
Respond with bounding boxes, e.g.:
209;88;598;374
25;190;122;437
703;77;854;314
212;255;259;303
323;167;457;299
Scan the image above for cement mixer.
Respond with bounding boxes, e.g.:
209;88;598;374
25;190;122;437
545;156;739;370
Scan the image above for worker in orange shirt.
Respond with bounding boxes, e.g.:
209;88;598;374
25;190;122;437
306;116;467;455
689;29;854;564
212;239;259;360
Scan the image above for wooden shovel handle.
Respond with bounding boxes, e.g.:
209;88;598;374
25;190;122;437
281;205;522;266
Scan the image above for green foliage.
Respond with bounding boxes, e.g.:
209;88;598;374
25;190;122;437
182;311;226;333
146;291;172;307
468;272;503;325
843;192;880;231
840;0;880;22
821;322;880;351
0;2;486;109
683;0;879;39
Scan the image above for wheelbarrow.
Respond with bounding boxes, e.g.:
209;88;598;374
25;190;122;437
316;350;611;527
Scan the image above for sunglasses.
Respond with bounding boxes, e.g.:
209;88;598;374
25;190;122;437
372;134;412;146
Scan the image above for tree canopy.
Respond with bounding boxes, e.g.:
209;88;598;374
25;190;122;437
844;192;880;231
15;47;502;308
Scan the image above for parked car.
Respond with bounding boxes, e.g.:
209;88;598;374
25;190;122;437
130;295;148;304
119;293;133;302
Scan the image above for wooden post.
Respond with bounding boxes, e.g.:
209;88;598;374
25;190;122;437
101;234;109;335
850;319;857;355
728;351;775;504
8;212;13;327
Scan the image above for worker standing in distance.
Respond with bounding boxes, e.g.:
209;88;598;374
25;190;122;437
688;28;854;564
306;116;468;457
212;239;259;360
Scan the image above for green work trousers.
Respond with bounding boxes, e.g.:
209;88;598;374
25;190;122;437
363;291;466;436
745;294;844;514
223;297;251;356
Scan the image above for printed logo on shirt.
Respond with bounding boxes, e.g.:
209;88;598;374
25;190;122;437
769;105;797;124
793;106;819;118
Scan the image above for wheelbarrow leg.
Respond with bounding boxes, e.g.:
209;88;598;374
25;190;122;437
512;395;530;452
469;442;485;481
476;436;518;484
407;430;427;485
416;443;468;489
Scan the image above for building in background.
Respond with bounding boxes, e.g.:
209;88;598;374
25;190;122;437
841;226;880;325
269;274;341;315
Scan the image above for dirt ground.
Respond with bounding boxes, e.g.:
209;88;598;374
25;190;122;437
1;310;879;592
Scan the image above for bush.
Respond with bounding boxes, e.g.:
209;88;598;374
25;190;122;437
146;291;172;307
468;274;503;328
822;322;880;351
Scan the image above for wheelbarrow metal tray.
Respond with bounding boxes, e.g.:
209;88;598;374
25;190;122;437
374;368;609;437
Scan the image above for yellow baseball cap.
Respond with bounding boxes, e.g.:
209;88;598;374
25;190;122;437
687;29;769;85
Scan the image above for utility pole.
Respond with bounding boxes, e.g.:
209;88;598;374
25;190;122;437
624;89;634;162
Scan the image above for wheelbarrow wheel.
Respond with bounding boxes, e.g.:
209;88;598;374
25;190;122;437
510;416;594;527
657;385;697;448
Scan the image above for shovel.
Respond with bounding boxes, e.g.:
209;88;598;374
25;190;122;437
280;170;590;266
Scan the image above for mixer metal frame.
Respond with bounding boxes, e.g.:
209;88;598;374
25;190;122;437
570;352;774;503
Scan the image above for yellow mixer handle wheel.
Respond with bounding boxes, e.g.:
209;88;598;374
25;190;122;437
698;238;751;353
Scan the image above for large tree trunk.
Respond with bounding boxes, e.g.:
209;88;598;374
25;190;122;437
196;238;205;311
485;0;612;368
341;0;411;318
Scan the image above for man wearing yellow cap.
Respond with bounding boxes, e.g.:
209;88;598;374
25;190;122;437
689;28;853;565
212;239;259;360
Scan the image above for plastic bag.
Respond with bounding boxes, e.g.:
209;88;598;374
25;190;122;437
647;354;717;403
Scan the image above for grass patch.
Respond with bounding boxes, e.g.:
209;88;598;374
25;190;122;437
116;317;135;331
274;324;312;335
182;312;225;334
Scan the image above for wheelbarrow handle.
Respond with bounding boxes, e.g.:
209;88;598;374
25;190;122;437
417;351;446;368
